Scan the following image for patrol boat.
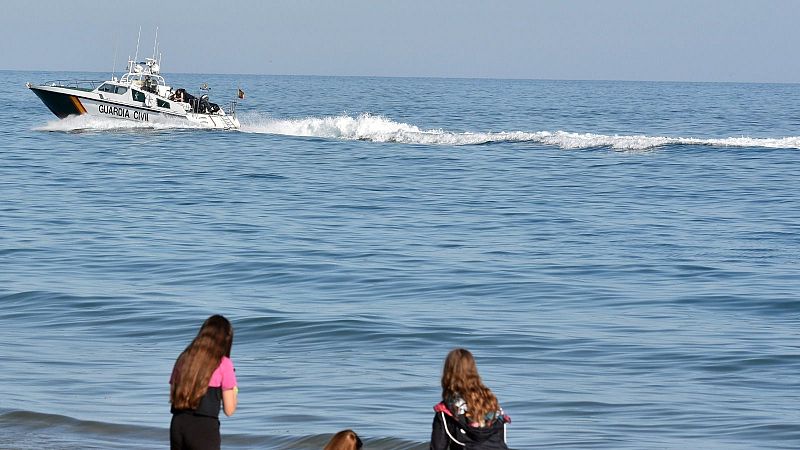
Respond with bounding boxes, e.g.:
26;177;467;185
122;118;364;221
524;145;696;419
27;57;240;129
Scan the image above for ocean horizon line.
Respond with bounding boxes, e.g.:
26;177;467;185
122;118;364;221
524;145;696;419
5;68;800;86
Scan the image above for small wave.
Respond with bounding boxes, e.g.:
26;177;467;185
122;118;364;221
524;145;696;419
0;410;164;450
0;410;426;450
240;112;800;150
34;114;204;132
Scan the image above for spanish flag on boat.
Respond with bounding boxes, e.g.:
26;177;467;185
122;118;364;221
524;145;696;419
238;88;245;99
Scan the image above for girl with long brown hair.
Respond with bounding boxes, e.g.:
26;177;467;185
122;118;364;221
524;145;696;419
430;348;510;450
170;315;238;450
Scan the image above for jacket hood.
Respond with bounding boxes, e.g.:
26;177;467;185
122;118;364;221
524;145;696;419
433;401;509;444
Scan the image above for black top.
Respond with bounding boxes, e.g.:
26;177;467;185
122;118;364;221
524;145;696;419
171;386;223;418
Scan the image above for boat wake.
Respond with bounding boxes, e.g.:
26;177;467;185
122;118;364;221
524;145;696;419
36;112;800;150
240;113;800;150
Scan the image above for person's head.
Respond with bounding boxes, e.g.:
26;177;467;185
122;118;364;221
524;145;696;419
441;348;498;424
194;314;234;357
170;315;234;409
323;429;362;450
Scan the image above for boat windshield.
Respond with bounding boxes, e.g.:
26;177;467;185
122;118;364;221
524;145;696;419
97;83;129;95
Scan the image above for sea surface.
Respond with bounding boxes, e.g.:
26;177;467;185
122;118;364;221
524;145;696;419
0;70;799;449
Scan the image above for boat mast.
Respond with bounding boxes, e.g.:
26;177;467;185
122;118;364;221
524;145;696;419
134;26;141;63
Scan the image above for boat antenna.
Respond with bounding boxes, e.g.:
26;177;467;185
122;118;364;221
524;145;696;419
152;26;159;60
134;26;141;63
111;37;118;80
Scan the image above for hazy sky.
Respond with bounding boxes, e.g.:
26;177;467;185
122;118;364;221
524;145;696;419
3;0;799;83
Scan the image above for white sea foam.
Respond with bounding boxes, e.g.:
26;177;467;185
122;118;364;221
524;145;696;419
37;113;800;150
34;114;203;132
240;113;800;150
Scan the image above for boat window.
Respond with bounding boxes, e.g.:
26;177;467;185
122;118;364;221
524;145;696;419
157;98;170;108
98;83;116;93
131;89;146;102
115;86;128;95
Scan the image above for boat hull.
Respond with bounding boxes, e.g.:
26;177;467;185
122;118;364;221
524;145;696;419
29;86;88;119
28;84;239;129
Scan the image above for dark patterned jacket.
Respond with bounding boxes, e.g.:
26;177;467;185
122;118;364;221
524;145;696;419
430;398;511;450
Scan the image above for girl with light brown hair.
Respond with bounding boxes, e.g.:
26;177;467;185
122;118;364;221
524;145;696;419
324;429;363;450
170;315;238;450
430;348;510;450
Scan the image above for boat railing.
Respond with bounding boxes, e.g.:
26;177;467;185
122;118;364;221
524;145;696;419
182;98;238;117
41;79;104;91
120;73;166;86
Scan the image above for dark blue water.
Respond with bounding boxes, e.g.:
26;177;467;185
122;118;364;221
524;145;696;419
1;70;799;449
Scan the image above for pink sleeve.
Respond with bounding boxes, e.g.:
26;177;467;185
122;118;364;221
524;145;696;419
209;356;238;390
